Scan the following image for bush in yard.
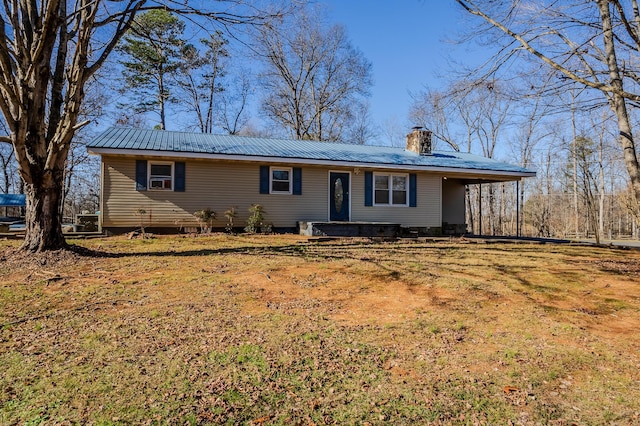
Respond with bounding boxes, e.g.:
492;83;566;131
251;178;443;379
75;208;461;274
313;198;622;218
194;208;216;234
244;204;266;234
224;207;238;234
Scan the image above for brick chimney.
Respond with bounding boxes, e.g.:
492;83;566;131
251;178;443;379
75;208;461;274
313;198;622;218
406;127;432;155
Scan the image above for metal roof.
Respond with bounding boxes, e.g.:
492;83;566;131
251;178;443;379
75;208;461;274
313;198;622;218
0;194;26;207
88;127;535;178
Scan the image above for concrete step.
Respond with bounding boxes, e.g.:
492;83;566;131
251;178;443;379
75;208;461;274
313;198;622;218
299;221;401;237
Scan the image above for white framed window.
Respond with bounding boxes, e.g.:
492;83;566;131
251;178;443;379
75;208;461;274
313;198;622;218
270;167;292;194
373;173;408;206
148;161;174;190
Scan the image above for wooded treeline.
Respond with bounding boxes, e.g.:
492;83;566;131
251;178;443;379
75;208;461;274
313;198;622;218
439;0;640;241
1;0;639;246
410;76;638;241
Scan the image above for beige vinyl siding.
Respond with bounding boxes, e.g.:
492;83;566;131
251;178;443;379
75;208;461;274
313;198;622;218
102;157;194;229
442;178;466;225
351;171;441;227
102;156;329;229
102;156;445;230
252;165;328;226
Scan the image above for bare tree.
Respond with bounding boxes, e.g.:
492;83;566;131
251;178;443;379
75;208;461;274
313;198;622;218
0;0;285;252
0;117;16;194
176;32;229;133
411;79;511;234
590;109;616;241
571;136;601;242
455;0;640;217
346;102;377;145
410;88;461;151
471;82;512;235
255;6;372;141
218;69;253;135
509;92;554;237
381;116;406;148
0;143;15;194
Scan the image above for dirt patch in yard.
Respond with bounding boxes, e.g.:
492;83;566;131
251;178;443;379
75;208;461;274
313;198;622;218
238;265;465;325
223;247;640;347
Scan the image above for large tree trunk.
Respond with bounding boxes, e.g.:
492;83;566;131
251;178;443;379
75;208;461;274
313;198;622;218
598;0;640;210
18;131;70;252
22;180;67;252
15;139;74;252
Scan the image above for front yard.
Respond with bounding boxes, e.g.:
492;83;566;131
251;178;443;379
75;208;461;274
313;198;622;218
1;235;639;424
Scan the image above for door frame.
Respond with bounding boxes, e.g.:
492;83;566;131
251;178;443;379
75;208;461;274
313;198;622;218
327;170;352;221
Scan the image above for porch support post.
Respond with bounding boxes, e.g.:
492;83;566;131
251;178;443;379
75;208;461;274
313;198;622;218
516;180;520;237
479;183;483;236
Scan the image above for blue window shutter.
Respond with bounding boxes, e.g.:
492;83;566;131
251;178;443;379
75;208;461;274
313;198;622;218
135;160;147;191
364;171;373;206
409;173;417;207
293;167;302;195
260;166;269;194
175;162;185;192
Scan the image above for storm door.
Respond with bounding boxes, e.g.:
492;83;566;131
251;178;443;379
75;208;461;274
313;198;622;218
329;172;350;221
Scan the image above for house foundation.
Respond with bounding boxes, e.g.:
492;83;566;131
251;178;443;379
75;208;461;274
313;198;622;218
298;221;401;237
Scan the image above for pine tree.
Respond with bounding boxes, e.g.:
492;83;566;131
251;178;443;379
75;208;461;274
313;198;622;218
117;10;185;130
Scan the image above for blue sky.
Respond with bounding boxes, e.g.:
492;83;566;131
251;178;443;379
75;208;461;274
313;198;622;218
320;1;467;140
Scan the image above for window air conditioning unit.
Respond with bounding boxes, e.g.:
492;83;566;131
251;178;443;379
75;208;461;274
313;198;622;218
150;178;171;189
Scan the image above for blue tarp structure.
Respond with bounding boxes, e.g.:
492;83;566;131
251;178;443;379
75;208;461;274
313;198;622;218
0;194;26;207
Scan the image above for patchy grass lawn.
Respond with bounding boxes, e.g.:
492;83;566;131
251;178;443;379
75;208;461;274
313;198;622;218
1;235;639;425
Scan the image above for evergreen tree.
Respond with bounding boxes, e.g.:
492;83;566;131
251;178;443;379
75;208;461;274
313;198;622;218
117;10;185;130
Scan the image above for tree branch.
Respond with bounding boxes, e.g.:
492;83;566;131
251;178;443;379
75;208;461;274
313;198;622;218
455;0;640;101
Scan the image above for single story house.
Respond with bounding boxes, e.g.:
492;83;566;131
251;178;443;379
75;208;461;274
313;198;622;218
87;127;535;235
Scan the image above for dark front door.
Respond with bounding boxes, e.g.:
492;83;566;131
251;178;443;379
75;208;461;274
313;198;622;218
329;172;350;221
